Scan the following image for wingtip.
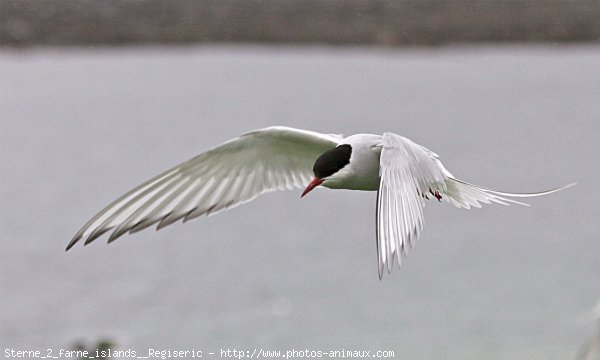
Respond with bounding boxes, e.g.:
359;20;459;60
378;262;384;281
107;231;123;244
65;239;77;251
65;231;84;251
564;182;577;189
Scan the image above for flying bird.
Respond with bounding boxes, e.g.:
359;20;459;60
66;126;573;278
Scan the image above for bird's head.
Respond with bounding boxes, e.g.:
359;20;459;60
301;144;352;197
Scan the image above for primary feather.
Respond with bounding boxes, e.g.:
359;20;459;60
66;126;340;250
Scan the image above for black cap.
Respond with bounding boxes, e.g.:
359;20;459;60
313;144;352;178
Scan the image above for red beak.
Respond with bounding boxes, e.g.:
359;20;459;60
301;177;324;198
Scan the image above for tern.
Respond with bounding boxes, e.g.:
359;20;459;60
66;126;573;278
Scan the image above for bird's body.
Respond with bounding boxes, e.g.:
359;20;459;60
67;126;573;278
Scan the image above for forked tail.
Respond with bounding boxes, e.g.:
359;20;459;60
442;178;576;209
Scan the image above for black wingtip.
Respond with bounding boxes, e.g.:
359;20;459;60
107;228;128;244
65;236;80;251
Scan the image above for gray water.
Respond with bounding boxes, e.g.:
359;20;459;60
1;46;599;359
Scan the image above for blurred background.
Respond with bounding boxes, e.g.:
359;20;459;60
1;1;599;359
2;0;600;46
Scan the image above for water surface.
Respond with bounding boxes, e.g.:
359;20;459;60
1;45;599;359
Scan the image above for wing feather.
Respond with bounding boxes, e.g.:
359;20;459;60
377;133;453;279
376;132;574;278
67;126;340;250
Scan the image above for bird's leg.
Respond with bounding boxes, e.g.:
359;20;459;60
429;188;442;201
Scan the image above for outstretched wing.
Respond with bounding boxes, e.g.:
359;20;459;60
67;126;340;250
376;132;575;279
376;132;448;278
